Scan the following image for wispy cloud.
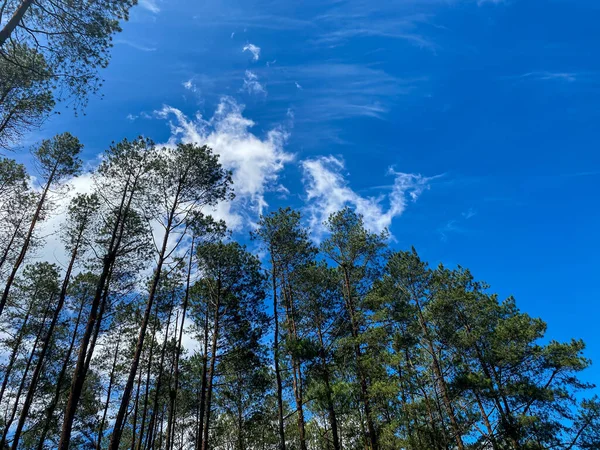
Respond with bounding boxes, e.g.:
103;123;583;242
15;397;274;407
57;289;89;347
301;155;432;237
311;3;439;51
439;207;476;241
511;71;578;82
462;208;477;219
243;43;261;61
114;39;157;52
241;70;267;95
183;79;201;94
272;63;423;122
139;0;160;14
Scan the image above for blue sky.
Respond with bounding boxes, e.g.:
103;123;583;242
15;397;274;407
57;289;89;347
25;0;600;386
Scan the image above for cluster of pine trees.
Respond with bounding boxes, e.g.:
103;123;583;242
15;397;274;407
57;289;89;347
0;135;598;449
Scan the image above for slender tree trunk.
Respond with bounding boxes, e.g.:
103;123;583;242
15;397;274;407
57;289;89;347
36;293;87;450
462;316;520;450
138;303;160;450
0;166;55;317
166;238;194;450
11;229;85;450
0;0;34;46
195;300;210;450
316;326;340;450
84;264;114;373
59;174;136;450
405;348;445;449
282;275;308;450
145;305;173;450
96;336;122;450
109;205;178;450
341;267;378;450
474;392;498;450
0;216;23;273
157;404;166;449
411;292;465;450
200;291;220;450
130;355;145;450
0;299;51;449
0;297;35;406
270;253;286;450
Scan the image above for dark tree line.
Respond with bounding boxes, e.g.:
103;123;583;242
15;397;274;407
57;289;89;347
0;136;598;449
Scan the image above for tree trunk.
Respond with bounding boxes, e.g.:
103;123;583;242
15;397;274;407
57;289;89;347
166;237;194;450
411;291;465;450
59;174;136;450
474;392;498;450
36;292;87;450
84;264;114;373
0;298;51;449
145;304;173;450
108;205;178;450
0;165;55;318
195;300;210;450
0;0;34;46
11;228;84;450
96;336;122;450
282;276;307;450
130;355;145;450
316;326;340;450
271;253;286;450
200;287;221;450
0;297;35;405
0;215;24;273
342;267;378;450
138;303;160;450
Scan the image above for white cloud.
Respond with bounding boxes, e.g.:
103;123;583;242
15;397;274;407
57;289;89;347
295;81;303;90
242;70;267;95
182;79;200;93
34;172;96;267
301;156;431;237
114;39;157;52
512;71;577;82
139;0;160;13
157;98;293;229
243;43;261;61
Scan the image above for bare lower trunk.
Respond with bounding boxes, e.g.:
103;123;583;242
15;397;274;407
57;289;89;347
59;176;136;450
317;327;340;450
201;288;220;450
11;233;84;450
145;305;173;450
166;238;194;450
130;357;145;450
138;305;160;450
108;207;177;450
270;254;286;450
36;294;87;450
342;267;378;450
195;304;210;450
97;338;121;450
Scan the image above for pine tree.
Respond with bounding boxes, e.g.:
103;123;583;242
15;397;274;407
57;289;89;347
0;133;83;317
